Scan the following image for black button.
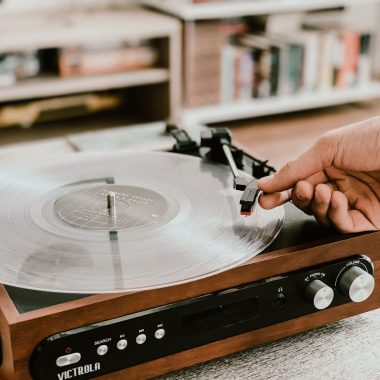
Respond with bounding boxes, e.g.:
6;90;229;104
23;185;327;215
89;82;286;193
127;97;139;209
272;292;286;309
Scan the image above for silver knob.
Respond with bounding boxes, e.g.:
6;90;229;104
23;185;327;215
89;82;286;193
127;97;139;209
338;266;375;302
305;279;334;310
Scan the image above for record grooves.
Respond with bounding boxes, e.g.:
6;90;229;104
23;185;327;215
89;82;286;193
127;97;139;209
0;152;284;294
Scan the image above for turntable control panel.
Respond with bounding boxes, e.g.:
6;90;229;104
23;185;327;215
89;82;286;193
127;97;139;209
31;255;375;380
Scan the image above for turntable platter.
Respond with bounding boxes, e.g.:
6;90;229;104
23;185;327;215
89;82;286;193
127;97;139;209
0;152;284;293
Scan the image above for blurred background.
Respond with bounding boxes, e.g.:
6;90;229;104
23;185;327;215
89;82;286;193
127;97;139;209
0;0;380;167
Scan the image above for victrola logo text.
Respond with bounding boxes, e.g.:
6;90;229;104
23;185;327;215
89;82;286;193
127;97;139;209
57;362;101;379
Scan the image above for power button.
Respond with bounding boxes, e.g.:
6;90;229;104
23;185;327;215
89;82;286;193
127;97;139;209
56;353;81;367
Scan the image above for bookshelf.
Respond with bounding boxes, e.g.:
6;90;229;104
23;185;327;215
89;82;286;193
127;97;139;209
143;0;380;20
143;0;380;127
0;6;181;126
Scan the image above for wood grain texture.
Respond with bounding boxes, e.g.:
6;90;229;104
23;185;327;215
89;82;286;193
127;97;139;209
0;230;378;380
228;100;380;168
98;233;380;379
0;286;19;380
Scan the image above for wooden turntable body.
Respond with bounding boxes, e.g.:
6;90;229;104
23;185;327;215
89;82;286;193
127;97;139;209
0;203;379;380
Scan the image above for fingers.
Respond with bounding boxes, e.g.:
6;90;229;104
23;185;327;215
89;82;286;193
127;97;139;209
259;180;324;211
311;183;334;226
328;191;356;232
291;180;314;214
306;171;330;186
328;191;377;233
260;179;378;233
258;135;336;193
259;189;291;209
291;182;335;227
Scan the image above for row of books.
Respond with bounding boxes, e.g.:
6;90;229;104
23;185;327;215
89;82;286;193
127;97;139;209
0;51;40;87
183;11;375;107
221;28;373;103
0;42;158;87
59;43;158;77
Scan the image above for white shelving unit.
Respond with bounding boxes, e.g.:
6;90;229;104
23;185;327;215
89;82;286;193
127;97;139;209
142;0;380;127
143;0;380;20
0;6;181;124
182;83;380;125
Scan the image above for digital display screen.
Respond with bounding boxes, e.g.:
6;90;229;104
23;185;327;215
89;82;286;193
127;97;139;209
182;297;259;335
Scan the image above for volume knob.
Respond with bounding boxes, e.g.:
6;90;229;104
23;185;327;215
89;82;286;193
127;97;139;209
305;279;334;310
338;266;375;302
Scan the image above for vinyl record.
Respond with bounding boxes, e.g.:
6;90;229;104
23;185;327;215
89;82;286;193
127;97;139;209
0;152;284;293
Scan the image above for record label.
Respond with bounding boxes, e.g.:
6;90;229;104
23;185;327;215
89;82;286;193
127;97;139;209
54;185;169;231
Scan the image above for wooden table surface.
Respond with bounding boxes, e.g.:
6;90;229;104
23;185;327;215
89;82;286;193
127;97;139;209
1;100;380;166
229;99;380;168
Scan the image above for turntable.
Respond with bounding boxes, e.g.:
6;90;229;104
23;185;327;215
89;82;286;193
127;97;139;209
0;128;378;380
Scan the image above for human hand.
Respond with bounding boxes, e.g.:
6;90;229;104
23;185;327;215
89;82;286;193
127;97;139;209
257;116;380;233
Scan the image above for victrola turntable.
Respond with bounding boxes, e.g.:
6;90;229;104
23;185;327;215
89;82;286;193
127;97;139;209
0;127;378;380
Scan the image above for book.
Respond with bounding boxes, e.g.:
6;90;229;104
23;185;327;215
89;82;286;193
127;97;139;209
318;31;335;91
59;45;158;77
221;45;234;103
357;34;373;84
239;35;272;98
300;32;320;93
0;51;40;85
304;21;373;89
0;72;16;87
335;30;360;88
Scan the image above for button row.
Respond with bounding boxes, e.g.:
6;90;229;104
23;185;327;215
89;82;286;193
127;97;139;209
96;329;166;356
56;328;166;367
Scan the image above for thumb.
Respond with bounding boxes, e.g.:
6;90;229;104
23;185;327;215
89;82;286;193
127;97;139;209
258;136;336;193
